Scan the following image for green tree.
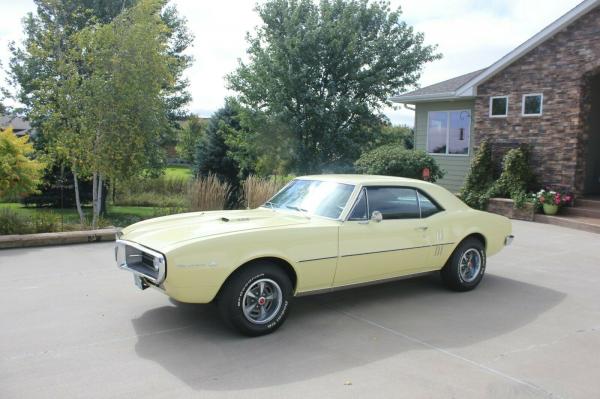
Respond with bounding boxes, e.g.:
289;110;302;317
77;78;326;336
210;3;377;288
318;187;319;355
176;116;207;164
195;100;246;188
7;0;192;222
0;127;45;198
376;124;414;149
8;0;191;127
228;0;439;173
42;0;177;227
460;140;495;209
226;108;294;177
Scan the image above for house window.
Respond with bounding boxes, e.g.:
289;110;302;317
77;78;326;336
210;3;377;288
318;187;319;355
427;110;470;155
522;93;543;116
490;96;508;117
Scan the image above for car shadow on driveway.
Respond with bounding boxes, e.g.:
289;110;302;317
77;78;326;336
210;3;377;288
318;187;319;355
131;273;565;391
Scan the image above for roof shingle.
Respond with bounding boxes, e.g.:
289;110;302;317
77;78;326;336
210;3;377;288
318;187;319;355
396;69;485;98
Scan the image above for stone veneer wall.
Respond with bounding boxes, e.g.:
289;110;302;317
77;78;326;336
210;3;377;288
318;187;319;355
486;198;535;221
473;6;600;193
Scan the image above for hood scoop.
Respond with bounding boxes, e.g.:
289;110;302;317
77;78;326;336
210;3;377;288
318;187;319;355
219;217;251;223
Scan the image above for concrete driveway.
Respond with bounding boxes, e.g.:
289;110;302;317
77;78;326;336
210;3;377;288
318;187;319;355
1;220;599;399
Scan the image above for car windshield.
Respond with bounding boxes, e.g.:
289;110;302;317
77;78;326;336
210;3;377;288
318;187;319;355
263;179;355;219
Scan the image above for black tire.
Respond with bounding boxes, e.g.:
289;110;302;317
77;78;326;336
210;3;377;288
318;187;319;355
218;261;292;336
441;237;486;292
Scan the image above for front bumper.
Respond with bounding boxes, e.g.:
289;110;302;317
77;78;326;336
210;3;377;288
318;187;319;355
115;239;167;285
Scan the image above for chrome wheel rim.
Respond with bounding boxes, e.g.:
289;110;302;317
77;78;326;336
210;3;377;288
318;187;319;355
242;278;283;325
459;248;482;283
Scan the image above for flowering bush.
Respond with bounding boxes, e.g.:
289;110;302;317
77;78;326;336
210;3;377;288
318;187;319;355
533;189;573;207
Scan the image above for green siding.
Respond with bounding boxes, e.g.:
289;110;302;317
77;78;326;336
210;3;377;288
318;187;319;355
414;100;475;193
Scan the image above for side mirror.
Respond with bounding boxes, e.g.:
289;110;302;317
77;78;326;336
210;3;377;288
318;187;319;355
370;211;383;223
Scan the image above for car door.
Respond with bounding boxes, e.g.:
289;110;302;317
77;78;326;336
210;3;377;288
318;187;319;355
334;186;436;287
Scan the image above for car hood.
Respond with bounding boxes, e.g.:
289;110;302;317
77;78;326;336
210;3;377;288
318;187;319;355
120;208;309;252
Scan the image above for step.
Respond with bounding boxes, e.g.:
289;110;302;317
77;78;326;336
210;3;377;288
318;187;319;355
576;198;600;209
534;214;600;234
562;206;600;218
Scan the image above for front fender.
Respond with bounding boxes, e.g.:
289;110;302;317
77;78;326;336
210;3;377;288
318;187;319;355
162;221;340;303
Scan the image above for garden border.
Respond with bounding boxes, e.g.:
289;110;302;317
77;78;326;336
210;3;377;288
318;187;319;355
0;228;118;249
487;197;535;221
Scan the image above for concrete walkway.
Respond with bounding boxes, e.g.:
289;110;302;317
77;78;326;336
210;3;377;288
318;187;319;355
1;220;599;398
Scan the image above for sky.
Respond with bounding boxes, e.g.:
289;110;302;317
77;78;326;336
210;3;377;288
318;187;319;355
0;0;585;126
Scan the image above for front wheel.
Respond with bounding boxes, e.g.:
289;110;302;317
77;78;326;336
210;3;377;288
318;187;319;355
441;238;486;292
218;262;292;336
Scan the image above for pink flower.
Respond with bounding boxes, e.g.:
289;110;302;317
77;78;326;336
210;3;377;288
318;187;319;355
539;196;545;203
554;198;561;205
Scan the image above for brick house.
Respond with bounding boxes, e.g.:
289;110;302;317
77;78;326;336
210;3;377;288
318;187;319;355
392;0;600;195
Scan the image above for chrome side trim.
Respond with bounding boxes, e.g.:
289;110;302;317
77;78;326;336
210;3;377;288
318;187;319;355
295;270;438;297
298;256;338;263
341;242;455;258
115;239;167;284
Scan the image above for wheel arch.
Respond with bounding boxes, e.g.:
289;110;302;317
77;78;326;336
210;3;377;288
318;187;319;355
218;256;299;298
461;232;487;250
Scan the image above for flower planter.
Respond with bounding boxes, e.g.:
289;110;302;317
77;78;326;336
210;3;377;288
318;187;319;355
534;189;573;216
542;203;559;215
486;198;535;221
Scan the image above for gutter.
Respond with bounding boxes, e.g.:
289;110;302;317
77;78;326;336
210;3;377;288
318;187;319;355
389;91;474;104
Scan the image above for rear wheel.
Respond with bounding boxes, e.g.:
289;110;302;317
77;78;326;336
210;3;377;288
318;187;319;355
218;262;292;336
441;238;486;291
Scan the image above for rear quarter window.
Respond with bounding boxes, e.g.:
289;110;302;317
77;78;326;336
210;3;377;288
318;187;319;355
418;190;443;217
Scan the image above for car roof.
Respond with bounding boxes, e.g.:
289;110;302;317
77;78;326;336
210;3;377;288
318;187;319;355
298;174;428;186
296;174;469;211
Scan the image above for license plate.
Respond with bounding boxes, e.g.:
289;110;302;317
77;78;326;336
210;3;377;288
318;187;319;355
134;275;148;290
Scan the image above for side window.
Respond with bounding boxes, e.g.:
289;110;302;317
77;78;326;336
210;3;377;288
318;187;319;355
348;189;368;220
418;191;442;217
366;187;420;220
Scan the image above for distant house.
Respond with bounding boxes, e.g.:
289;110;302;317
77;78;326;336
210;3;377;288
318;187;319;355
392;0;600;195
0;115;35;138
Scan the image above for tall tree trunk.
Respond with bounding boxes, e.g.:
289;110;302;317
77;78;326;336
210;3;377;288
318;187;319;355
73;171;85;226
96;173;103;228
92;172;98;229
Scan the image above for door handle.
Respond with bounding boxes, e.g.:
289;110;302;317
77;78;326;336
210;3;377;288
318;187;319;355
415;226;428;231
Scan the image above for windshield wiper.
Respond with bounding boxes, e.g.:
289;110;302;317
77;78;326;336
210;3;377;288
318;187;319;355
263;201;276;209
285;205;307;212
285;205;310;218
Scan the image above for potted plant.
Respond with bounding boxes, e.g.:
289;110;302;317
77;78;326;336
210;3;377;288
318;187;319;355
534;189;573;215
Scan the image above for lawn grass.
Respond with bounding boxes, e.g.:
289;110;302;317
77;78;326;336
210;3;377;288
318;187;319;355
165;165;193;179
0;202;169;229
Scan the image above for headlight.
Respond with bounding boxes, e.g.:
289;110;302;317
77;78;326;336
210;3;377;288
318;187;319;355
153;256;164;271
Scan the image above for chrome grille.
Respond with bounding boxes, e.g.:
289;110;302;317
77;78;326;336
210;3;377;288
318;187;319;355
115;240;166;284
141;252;155;270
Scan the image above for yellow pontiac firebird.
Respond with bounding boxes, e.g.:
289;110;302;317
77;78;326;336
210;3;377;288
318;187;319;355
116;175;513;336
